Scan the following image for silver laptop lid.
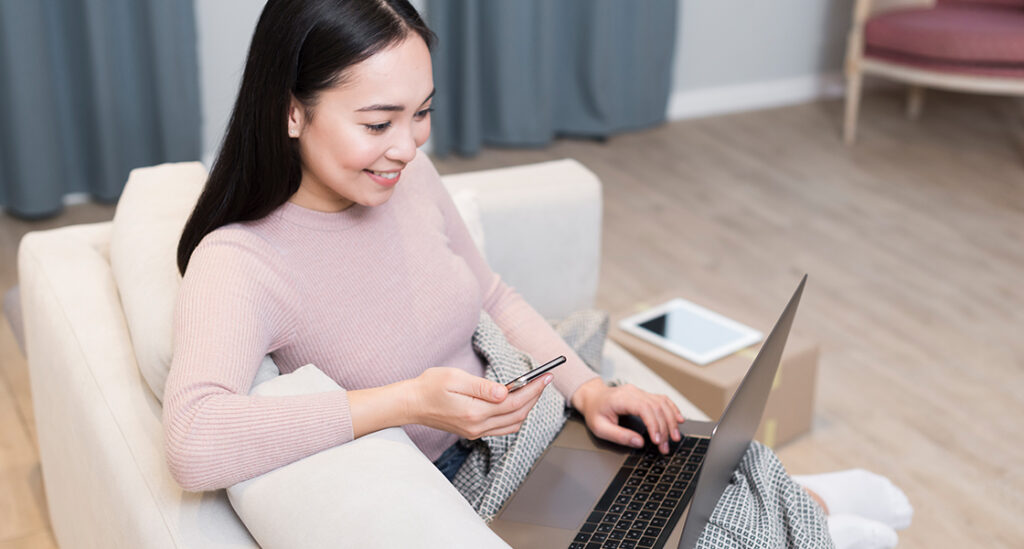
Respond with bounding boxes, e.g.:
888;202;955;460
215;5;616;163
677;275;806;549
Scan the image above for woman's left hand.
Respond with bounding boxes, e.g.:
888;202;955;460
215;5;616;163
570;378;685;454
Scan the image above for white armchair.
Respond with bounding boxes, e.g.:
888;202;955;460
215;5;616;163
17;158;707;548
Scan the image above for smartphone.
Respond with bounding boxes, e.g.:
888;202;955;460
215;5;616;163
505;356;566;392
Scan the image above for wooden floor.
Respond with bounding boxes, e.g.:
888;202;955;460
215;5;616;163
2;89;1022;547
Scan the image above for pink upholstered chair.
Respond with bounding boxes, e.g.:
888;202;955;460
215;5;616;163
844;0;1024;144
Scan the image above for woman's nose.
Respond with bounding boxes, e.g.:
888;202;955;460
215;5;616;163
386;127;418;163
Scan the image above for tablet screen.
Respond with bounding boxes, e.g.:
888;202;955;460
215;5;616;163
637;309;749;356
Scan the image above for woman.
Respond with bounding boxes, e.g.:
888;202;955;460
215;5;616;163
163;1;911;547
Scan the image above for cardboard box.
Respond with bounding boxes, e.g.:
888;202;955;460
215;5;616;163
610;301;819;449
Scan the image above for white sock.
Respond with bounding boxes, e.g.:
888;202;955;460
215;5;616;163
793;469;913;530
827;514;898;549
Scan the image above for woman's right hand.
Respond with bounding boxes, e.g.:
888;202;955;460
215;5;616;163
409;367;552;439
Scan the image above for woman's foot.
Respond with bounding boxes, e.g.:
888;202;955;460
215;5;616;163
827;514;898;549
793;469;913;530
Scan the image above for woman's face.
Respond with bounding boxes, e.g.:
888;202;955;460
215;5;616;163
287;35;434;212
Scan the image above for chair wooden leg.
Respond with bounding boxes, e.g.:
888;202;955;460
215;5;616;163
907;85;925;120
844;70;863;145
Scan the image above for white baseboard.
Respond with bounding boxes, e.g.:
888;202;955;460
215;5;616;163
667;72;847;121
62;192;91;206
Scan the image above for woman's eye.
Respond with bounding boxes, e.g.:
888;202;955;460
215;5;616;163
365;122;391;133
364;108;432;134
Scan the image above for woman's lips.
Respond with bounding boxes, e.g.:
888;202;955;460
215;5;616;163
364;169;401;187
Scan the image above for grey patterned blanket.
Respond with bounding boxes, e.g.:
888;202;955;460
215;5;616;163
456;310;833;548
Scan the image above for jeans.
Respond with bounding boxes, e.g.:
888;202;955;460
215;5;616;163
433;440;472;481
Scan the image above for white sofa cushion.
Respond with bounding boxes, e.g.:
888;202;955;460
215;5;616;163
110;162;206;401
109;161;487;401
229;363;509;549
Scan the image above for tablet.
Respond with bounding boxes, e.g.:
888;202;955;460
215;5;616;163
618;298;763;365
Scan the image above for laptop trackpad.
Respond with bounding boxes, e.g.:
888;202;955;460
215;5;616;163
500;446;623;530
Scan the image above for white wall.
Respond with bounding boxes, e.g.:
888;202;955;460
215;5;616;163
667;0;852;120
194;0;266;167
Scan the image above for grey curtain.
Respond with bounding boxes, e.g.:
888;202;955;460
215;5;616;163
0;0;201;218
425;0;678;157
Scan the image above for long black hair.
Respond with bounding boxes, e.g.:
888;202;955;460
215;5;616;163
177;0;435;275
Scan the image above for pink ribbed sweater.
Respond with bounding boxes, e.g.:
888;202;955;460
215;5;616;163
163;151;598;491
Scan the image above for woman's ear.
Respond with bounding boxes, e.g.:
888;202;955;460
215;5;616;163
287;96;304;138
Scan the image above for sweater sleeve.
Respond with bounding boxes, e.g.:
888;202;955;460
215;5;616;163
413;153;600;402
162;230;352;492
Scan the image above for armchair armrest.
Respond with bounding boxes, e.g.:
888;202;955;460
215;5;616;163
442;158;602;321
854;0;934;24
18;222;257;548
230;364;509;548
847;0;936;74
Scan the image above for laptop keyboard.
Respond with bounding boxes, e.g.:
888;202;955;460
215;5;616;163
568;436;709;549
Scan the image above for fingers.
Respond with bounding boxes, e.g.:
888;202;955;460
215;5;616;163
470;375;552;437
492;378;547;417
660;396;684;440
644;395;680;444
447;369;508;403
481;379;509;403
591;414;645;449
489;374;550;420
636;401;670;454
482;421;525;437
477;406;532;437
615;387;683;454
670;398;685;424
417;368;559;440
643;395;688;453
576;383;691;455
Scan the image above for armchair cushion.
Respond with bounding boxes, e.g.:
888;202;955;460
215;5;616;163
865;3;1024;76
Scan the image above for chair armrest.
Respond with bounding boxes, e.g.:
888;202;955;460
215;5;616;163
442;158;602;320
847;0;936;74
18;223;257;548
230;364;510;549
856;0;934;24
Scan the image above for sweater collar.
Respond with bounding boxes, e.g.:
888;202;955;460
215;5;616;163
275;200;371;231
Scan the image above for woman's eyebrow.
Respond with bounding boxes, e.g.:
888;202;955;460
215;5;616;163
355;89;435;112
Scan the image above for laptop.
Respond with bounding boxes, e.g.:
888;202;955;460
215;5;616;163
488;275;806;549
